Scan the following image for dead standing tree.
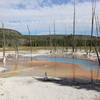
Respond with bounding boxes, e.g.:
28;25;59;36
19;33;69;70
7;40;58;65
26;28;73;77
95;16;100;48
49;24;52;54
94;15;100;82
13;39;19;71
53;21;57;77
27;25;32;61
2;23;6;67
90;0;96;84
72;0;76;53
72;0;76;83
53;21;56;53
90;0;96;52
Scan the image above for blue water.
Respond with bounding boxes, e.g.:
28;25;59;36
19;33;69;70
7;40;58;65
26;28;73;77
36;57;100;72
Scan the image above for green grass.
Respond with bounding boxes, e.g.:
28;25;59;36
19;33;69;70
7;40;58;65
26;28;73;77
0;46;97;52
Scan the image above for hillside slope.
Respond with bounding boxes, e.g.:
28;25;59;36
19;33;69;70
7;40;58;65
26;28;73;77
0;28;99;47
0;28;23;47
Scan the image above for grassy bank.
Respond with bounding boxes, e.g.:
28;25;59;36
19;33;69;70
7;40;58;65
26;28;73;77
0;46;98;52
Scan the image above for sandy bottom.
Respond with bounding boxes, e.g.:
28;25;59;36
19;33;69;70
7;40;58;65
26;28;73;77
0;77;99;100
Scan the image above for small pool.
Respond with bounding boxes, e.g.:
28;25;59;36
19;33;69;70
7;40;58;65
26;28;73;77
36;57;100;72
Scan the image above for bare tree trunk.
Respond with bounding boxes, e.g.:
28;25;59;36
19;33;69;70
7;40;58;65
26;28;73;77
72;0;76;82
95;47;100;66
49;24;52;54
84;39;87;53
14;43;19;71
65;25;68;52
95;16;100;49
95;15;100;82
72;0;76;53
90;0;96;52
2;23;6;67
27;25;32;61
54;21;56;53
53;21;57;77
93;44;100;83
90;0;96;85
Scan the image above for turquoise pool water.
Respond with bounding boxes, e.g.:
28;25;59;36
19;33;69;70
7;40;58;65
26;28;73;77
36;57;100;72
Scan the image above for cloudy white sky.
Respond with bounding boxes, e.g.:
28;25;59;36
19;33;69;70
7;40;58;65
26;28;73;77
0;0;100;35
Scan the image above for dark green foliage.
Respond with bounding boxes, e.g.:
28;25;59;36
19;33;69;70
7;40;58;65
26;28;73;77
0;28;23;47
23;34;100;47
0;28;100;48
